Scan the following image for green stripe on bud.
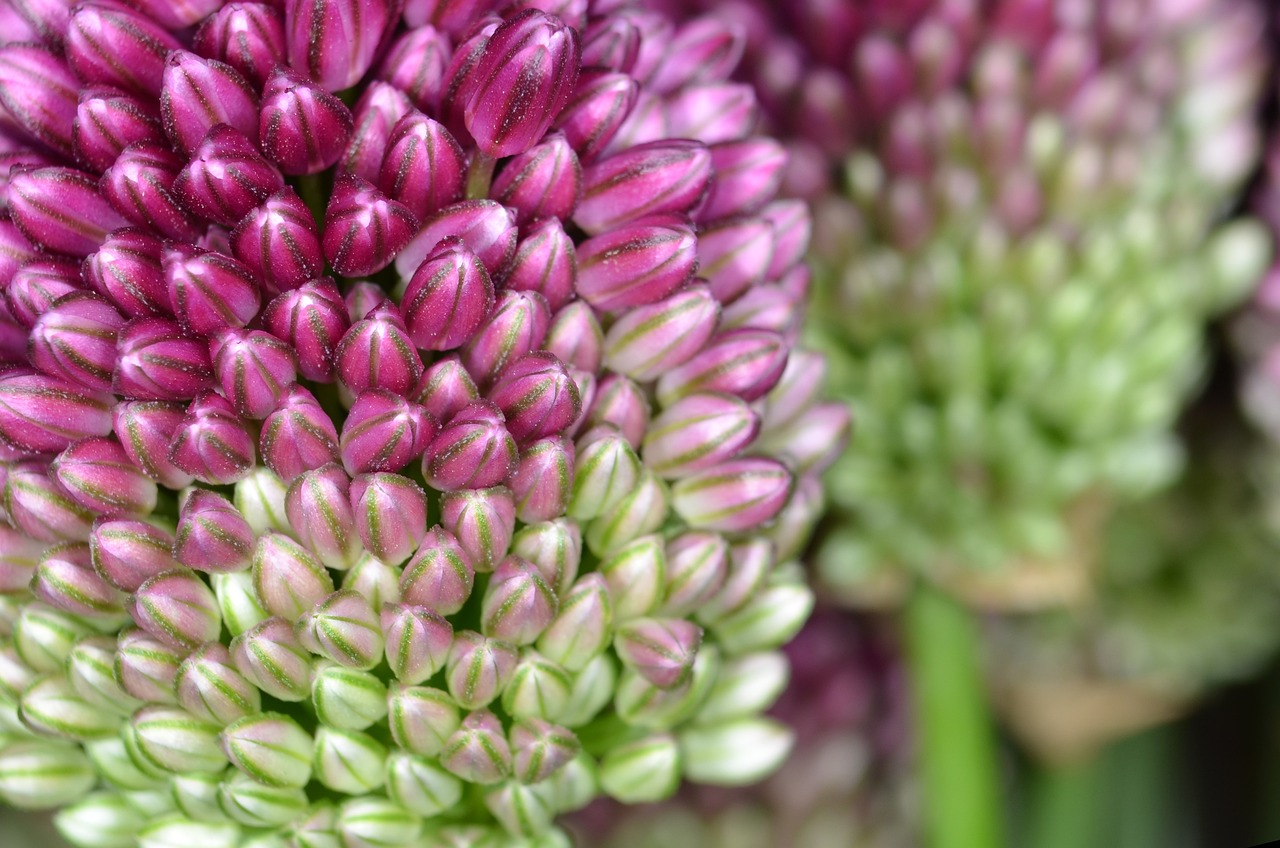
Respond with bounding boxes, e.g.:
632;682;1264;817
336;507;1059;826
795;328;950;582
297;590;385;670
502;651;573;721
536;573;613;672
584;469;669;556
313;726;386;794
598;535;665;621
485;781;554;838
84;736;164;791
220;712;313;788
555;654;616;728
598;734;681;804
67;637;141;715
210;572;268;638
136;815;241;848
694;651;789;724
14;604;93;673
310;661;389;731
20;674;122;740
708;577;814;655
131;705;226;774
170;772;229;823
0;739;97;808
217;771;308;827
387;684;461;757
337;797;424;848
385;750;463;817
614;644;720;730
678;717;793;786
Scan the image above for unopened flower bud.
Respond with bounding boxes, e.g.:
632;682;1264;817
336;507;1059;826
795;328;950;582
446;630;518;710
98;142;200;241
395;199;518;279
259;67;353;175
399;527;476;615
112;319;212;403
20;673;122;740
511;519;580;597
113;628;181;703
168;392;256;485
234;465;291;536
678;717;792;786
576;141;711;236
160;51;259;156
340;390;437;475
341;81;414;182
193;3;287;88
440;709;512;785
212;571;269;637
501;651;572;721
221;711;313;788
671;457;792;533
385;751;463;817
0;371;114;455
501;217;577;311
415;355;479;421
424;400;518;491
67;636;141;715
340;553;401;609
657;329;789;406
481;556;558;646
382;605;454;684
26;293;121;393
6;257;84;328
378;25;452;113
163;244;261;338
218;771;308;829
379;112;467;221
4;462;94;542
176;642;261;725
349;473;427;564
584;468;668;555
259;386;341;482
568;428;640;521
597;534;664;621
614;617;702;689
699;138;786;222
32;541;125;619
441;486;515;572
335;301;424;396
462;291;552;388
643;393;759;480
554;69;638;162
485;780;554;838
262;278;350;383
575;218;696;311
313;726;386;794
128;569;221;653
209;329;297;420
337;796;422;848
10;166;126;257
310;661;388;730
298;590;384;669
0;741;96;809
131;705;226;774
491;132;582;224
51;437;155;517
230;188;323;295
251;532;335;622
230;617;313;702
284;0;397;92
55;791;147;848
598;733;680;804
510;436;574;524
0;45;79;158
402;239;495;352
173;490;253;574
323;175;419;278
285;464;360;569
84;230;172;320
175;124;284;227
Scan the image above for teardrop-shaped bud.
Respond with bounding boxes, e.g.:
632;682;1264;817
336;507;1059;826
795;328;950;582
194;3;287;88
760;199;809;277
51;437;155;516
309;661;388;730
219;771;309;828
596;533;665;621
13;603;93;674
259;385;341;482
598;733;680;803
209;328;298;419
99;143;203;242
84;229;172;319
323;174;419;277
487;352;580;446
284;0;398;92
175;489;255;574
441;486;515;573
0;44;79;157
251;531;335;622
483;775;553;836
415;355;479;422
401;238;495;352
340;80;413;182
4;461;94;542
0;371;113;455
0;221;39;291
614;617;701;689
344;280;385;322
584;374;646;448
285;464;360;569
698;217;775;304
10;167;127;257
6;0;68;49
339;389;437;475
445;630;518;710
662;531;729;617
423;400;518;491
575;140;711;235
666;82;758;146
656;329;788;405
510;436;573;525
176;642;261;725
114;317;216;402
536;572;612;672
0;525;43;593
230;617;313;702
698;138;786;223
490;132;581;225
113;628;182;703
313;726;387;794
161;51;260;155
461;290;551;388
73;88;166;174
68;637;142;716
125;0;223;29
399;526;475;615
175;124;284;227
511;519;580;596
258;66;354;175
643;393;759;479
403;0;497;37
0;741;96;809
440;709;511;784
604;89;667;153
230;188;323;295
584;467;668;555
386;686;460;763
554;68;637;163
128;568;222;652
568;427;639;521
298;590;384;670
5;257;84;328
670;457;791;533
575;217;697;311
377;25;452;113
649;16;744;91
380;604;453;686
262;277;349;382
500;217;576;311
67;3;182;97
169;391;256;485
90;518;179;592
509;718;579;784
395;199;517;279
221;711;314;788
111;400;193;488
542;301;602;374
28;292;124;392
163;244;261;338
350;473;427;565
32;542;126;619
378;112;466;222
481;555;558;646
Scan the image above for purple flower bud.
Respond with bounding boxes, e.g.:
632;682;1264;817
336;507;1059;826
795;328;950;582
648;17;744;94
341;81;413;182
323;174;419;278
671;457;791;533
175;489;255;574
228;191;323;298
9;167;127;257
486;352;580;445
114;318;213;402
719;283;802;342
510;436;573;524
481;555;557;646
460;290;551;388
160;51;260;156
0;371;113;455
584;468;668;555
84;229;172;319
378;26;452;113
399;526;475;615
284;0;398;93
404;0;497;36
209;328;298;419
128;568;222;652
32;541;125;619
114;628;182;703
698;139;786;223
4;461;94;542
251;531;335;622
176;642;261;725
510;718;579;784
112;400;195;488
642;393;759;479
163;244;261;338
67;3;181;98
575;140;711;236
174;124;285;227
221;711;314;787
462;10;581;158
194;3;288;89
0;44;79;157
340;388;437;475
446;630;517;710
511;518;580;596
761;200;810;278
414;356;477;423
298;590;384;669
0;304;26;364
168;391;256;485
614;618;701;689
335;300;426;396
536;572;611;671
260;385;341;482
259;67;354;175
99;143;202;242
586;373;648;449
490;132;581;225
666;83;758;146
125;0;223;29
383;606;454;686
441;486;515;572
396;199;518;279
27;293;124;392
0;221;39;290
349;473;427;565
441;709;511;785
542;305;600;378
568;426;639;521
423;400;518;491
90;518;179;592
604;90;667;154
345;280;386;322
554;69;638;163
230;617;314;701
662;531;728;617
50;437;155;516
500;217;576;311
73;88;165;174
6;0;68;47
378;112;466;222
575;217;697;311
401;239;495;352
5;257;84;328
285;464;360;569
261;278;348;382
657;329;788;406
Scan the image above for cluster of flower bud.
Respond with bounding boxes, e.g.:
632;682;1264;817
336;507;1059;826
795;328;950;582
0;0;849;845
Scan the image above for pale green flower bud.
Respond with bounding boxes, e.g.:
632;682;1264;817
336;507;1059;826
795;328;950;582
382;603;454;684
536;574;613;672
678;717;793;786
55;791;146;848
217;771;309;828
569;428;642;523
338;796;424;848
598;734;681;804
694;651;790;724
311;661;389;730
502;651;573;721
509;718;579;785
709;577;814;655
14;603;92;672
0;644;37;705
387;683;461;757
313;726;387;794
85;736;164;791
341;553;402;609
136;815;241;848
287;803;341;848
220;712;313;788
555;653;616;728
234;467;289;536
385;750;464;818
539;751;597;813
440;710;512;785
20;674;121;740
585;470;669;555
598;535;665;621
615;644;720;730
511;520;581;596
170;772;229;823
486;781;554;838
131;705;227;774
67;637;140;715
210;571;268;637
0;739;96;808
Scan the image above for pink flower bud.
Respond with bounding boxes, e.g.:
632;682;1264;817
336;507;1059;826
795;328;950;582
260;385;341;482
175;489;255;574
0;525;43;593
481;555;558;646
9;167;127;257
0;44;79;157
251;531;335;622
415;355;479;421
160;51;260;156
194;3;288;88
446;631;518;710
322;174;419;278
0;221;39;290
114;318;214;402
378;112;466;222
230;616;314;701
174;124;285;227
666;82;758;145
575;140;711;235
510;436;573;524
604;90;667;153
261;277;349;382
259;67;354;175
602;284;719;382
642;393;759;479
383;606;454;686
163;244;262;337
98;143;202;242
4;461;93;541
490;132;582;225
401;239;495;352
285;464;360;569
128;568;222;652
115;628;182;703
337;301;426;396
648;17;744;94
585;373;648;449
84;229;173;319
575;217;697;311
461;290;551;388
662;531;728;616
73;88;165;174
284;0;398;92
487;352;580;445
760;402;851;476
554;69;638;163
51;437;155;517
614;618;702;689
542;303;601;375
27;293;124;392
298;590;384;669
761;199;810;278
168;391;257;485
341;81;413;182
345;281;386;322
441;708;511;784
719;283;801;342
209;328;298;420
378;26;452;113
671;457;792;533
6;0;67;47
176;642;261;725
462;10;581;158
698;217;775;304
66;3;181;98
657;329;788;406
396;199;518;279
423;400;518;491
500;217;576;310
400;526;475;615
510;718;579;784
339;389;436;475
230;188;323;296
5;257;84;328
0;371;113;455
124;0;223;29
404;0;497;36
698;138;786;222
351;473;428;565
32;541;125;619
441;486;514;572
111;401;195;488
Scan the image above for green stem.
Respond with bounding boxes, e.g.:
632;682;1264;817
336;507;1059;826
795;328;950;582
295;172;330;225
905;583;1005;848
466;151;496;200
1026;758;1101;848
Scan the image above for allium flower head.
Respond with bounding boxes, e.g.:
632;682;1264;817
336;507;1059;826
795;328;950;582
0;1;844;845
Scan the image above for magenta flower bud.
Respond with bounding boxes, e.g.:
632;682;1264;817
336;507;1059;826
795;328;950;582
487;352;580;445
554;69;638;163
671;457;791;533
423;400;518;491
510;436;573;524
416;355;479;421
614;618;702;689
9;167;127;257
323;174;419;278
378;25;452;114
112;401;194;488
510;718;579;784
399;526;475;616
345;281;386;322
350;473;427;565
298;590;384;669
194;3;288;88
490;132;581;225
66;3;181;97
176;643;261;725
698;139;786;223
511;518;580;595
378;112;466;222
27;293;124;393
251;531;335;622
160;51;260;156
662;531;729;617
761;199;810;278
0;371;113;455
99;143;202;242
90;519;179;592
0;44;79;157
461;290;551;388
576;218;697;311
445;630;518;710
536;572;611;671
209;329;298;420
4;462;94;542
341;81;413;182
0;305;25;365
383;606;453;685
285;464;360;569
335;301;426;397
284;0;398;92
230;617;314;701
128;568;222;652
7;0;68;47
32;542;125;619
230;190;323;297
403;0;496;36
441;486;515;572
698;217;776;304
337;390;434;477
500;217;576;311
174;124;285;227
666;82;758;146
171;401;258;493
5;257;84;328
657;329;788;406
114;628;182;703
124;0;222;29
260;385;341;482
72;89;165;174
761;402;850;476
259;67;354;175
648;17;744;94
605;89;667;153
642;393;759;479
441;709;511;785
481;555;558;646
163;244;261;338
586;374;648;449
719;283;801;342
396;199;518;280
84;229;172;319
0;221;39;290
575;140;711;236
114;318;214;402
175;490;255;574
543;303;602;375
262;278;349;382
401;239;495;352
462;10;580;158
50;437;156;517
